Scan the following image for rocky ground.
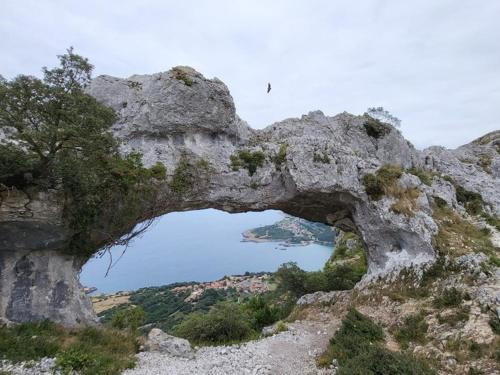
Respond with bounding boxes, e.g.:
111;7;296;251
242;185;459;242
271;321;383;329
123;319;338;375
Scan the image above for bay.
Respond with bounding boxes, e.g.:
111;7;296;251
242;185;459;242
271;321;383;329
80;209;333;293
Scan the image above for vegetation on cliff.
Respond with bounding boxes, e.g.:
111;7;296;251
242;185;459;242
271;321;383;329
230;149;266;176
0;49;166;257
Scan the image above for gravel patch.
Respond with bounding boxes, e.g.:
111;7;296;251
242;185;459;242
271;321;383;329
0;358;59;375
124;321;336;375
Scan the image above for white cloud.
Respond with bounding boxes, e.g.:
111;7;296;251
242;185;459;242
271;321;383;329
1;0;499;148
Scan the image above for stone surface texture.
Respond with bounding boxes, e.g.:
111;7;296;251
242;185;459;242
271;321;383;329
145;328;194;358
0;66;499;325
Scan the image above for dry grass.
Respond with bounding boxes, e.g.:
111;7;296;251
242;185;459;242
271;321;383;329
363;165;421;217
390;187;421;217
432;205;498;259
91;294;131;314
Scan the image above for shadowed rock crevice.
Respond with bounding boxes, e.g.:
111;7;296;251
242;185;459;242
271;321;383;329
0;67;498;325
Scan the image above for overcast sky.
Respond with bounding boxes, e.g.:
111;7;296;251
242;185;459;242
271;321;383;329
1;0;499;149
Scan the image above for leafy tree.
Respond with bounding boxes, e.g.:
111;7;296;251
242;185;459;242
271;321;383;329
0;49;165;257
275;262;308;296
0;48;116;184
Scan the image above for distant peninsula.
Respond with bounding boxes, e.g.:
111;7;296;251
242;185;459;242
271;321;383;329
242;216;336;246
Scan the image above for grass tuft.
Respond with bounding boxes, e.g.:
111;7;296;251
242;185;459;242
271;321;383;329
0;322;138;375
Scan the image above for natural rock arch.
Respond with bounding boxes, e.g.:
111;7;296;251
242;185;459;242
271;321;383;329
1;67;499;325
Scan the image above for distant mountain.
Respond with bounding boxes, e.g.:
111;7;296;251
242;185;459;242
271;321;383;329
242;216;335;246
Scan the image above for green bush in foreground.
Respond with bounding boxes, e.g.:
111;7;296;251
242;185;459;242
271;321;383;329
0;322;138;375
317;309;436;375
109;306;145;331
174;302;256;345
243;293;295;330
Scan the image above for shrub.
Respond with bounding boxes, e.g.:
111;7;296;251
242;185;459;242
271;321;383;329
244;292;295;331
169;157;209;194
275;262;308;297
273;143;288;168
433;196;448;208
324;264;366;291
395;312;428;349
318;309;435;374
174;302;255;345
363;165;421;216
230;150;266;176
171;67;194;86
109;306;145;331
55;347;94;374
362;164;403;201
362;173;384;200
303;271;329;292
433;287;468;308
477;155;492;174
455;185;484;215
169;158;195;194
377;164;403;182
149;162;166;180
276;255;367;297
363;117;392;139
337;346;436;375
318;308;384;366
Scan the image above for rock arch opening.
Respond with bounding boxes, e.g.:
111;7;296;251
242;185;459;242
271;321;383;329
80;209;336;294
0;67;440;326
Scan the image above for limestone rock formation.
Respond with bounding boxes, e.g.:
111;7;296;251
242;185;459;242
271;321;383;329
0;66;499;325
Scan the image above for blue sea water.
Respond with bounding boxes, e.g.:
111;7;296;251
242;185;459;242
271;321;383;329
80;209;333;294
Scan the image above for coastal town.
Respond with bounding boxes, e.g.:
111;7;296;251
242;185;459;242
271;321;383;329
91;273;272;315
171;273;272;302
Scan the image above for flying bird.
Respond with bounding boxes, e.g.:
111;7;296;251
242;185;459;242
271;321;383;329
267;83;271;93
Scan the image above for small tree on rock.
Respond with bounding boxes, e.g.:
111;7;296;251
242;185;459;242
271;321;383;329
366;107;401;128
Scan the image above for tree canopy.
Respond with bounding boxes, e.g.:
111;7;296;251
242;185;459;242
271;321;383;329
0;49;165;257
